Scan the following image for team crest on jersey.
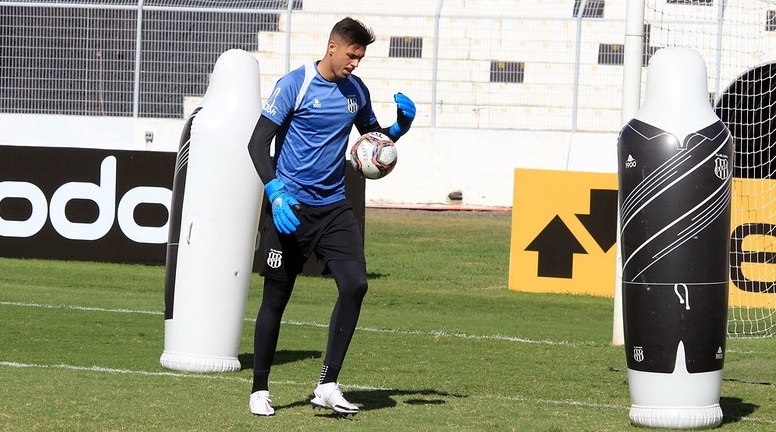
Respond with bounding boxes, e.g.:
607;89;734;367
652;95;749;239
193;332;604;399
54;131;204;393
714;156;729;180
347;96;358;113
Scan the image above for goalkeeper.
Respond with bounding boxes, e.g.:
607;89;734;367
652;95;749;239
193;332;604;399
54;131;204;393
246;17;416;416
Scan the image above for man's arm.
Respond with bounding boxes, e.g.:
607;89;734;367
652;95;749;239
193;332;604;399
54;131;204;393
355;120;389;138
355;93;416;142
247;115;280;184
247;114;300;234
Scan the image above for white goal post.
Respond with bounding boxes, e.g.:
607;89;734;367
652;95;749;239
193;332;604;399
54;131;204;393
615;0;776;344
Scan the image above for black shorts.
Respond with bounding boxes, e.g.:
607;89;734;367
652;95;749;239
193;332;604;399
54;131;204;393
259;200;365;281
623;281;727;374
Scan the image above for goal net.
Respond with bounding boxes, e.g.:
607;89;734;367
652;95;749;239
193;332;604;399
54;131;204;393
642;0;776;337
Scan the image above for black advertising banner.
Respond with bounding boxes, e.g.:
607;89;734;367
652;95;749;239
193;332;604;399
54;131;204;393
0;145;176;264
0;145;366;273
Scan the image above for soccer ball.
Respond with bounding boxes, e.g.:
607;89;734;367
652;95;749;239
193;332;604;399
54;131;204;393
349;131;397;180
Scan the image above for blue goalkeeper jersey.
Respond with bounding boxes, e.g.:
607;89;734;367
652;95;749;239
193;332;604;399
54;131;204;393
261;61;378;205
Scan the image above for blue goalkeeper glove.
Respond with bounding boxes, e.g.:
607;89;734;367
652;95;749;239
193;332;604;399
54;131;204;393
388;92;416;138
265;179;300;235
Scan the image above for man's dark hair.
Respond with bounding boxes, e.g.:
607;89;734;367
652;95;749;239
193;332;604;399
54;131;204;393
330;17;375;47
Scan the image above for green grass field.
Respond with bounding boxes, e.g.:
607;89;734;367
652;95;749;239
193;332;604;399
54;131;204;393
0;209;774;431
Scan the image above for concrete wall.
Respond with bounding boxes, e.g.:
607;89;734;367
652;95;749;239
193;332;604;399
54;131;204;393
0;113;618;209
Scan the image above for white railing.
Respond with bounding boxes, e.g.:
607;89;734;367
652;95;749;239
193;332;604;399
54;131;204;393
1;0;631;132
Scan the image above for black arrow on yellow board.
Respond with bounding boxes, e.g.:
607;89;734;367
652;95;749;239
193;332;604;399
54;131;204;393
526;215;586;278
575;189;618;253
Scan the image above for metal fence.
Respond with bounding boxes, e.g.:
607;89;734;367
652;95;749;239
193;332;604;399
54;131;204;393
2;0;633;132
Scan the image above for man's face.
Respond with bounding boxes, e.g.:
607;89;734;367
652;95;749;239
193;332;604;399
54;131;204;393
329;39;366;80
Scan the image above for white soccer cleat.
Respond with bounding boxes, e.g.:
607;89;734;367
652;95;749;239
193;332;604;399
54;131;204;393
249;390;275;416
310;382;359;415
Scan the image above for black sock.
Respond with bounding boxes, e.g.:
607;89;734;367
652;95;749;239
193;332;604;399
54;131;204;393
252;374;269;393
318;364;340;384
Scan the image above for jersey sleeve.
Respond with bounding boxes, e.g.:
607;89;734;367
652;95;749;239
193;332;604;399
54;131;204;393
352;76;378;131
261;68;303;126
247;115;280;184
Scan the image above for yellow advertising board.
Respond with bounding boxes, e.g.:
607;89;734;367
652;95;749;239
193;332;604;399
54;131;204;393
729;178;776;308
509;169;776;309
509;169;617;297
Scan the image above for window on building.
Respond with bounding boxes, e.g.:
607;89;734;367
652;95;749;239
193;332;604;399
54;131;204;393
767;10;776;31
388;36;423;58
598;43;624;65
573;0;605;18
489;61;524;83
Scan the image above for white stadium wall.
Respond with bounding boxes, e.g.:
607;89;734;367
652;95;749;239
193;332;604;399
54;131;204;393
368;127;618;208
0;113;618;209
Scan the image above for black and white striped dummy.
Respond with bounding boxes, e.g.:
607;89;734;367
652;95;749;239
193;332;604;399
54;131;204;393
618;47;733;430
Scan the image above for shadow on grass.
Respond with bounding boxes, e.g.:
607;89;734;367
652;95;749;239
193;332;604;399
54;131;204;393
306;272;387;280
720;396;758;426
273;387;468;416
349;388;468;410
238;349;322;370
